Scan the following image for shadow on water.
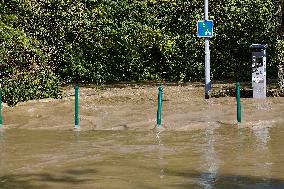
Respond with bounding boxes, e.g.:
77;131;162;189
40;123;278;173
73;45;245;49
2;169;284;189
165;170;284;189
0;168;96;189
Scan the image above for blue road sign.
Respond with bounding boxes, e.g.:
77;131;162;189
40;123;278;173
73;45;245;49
197;20;213;37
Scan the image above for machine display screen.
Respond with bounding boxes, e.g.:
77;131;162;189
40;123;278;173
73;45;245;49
253;58;263;68
256;58;262;64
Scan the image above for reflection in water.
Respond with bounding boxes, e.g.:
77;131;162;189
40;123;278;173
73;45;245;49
155;129;165;180
198;100;221;189
252;121;271;148
253;100;272;111
199;127;220;189
0;130;3;143
0;130;4;178
74;130;80;143
252;121;272;179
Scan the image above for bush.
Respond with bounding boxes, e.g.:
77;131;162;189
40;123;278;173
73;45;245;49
0;0;281;106
2;70;62;106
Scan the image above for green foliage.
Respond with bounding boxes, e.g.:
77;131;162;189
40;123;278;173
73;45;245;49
2;69;61;106
0;1;60;106
0;0;282;106
211;0;277;80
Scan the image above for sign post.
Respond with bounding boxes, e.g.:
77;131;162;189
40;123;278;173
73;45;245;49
197;0;213;99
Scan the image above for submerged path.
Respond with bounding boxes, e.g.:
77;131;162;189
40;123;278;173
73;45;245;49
2;83;284;131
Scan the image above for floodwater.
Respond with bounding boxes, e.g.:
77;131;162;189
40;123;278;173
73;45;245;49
1;83;284;188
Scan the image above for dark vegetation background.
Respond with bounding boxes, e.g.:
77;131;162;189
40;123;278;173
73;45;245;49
0;0;283;106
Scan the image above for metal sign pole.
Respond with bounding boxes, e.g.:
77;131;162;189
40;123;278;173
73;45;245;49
204;0;211;99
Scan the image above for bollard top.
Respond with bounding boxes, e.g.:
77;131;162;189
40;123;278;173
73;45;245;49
158;86;163;92
74;80;79;89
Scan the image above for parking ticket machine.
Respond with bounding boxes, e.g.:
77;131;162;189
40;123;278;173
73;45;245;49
250;44;268;99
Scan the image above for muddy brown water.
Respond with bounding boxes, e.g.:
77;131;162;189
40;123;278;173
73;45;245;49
1;83;284;188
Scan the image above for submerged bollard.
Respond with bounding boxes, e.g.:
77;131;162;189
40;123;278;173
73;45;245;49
0;87;2;128
74;83;79;129
157;86;163;128
236;82;242;123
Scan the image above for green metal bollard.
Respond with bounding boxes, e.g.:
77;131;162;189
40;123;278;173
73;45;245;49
0;87;2;128
236;82;242;123
74;84;79;129
157;86;163;128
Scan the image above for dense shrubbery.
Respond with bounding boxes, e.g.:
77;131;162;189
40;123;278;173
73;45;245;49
0;0;282;105
2;70;61;106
